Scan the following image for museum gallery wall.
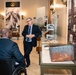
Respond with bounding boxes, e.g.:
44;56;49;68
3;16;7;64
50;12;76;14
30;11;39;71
5;2;20;32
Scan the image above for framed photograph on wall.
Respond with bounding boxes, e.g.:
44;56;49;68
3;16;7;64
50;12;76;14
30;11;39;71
5;2;20;32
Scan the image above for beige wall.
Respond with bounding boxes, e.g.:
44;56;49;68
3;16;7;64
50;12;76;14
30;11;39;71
21;0;48;35
0;0;4;29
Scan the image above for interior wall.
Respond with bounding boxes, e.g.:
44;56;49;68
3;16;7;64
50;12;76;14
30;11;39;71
21;0;48;35
0;0;4;29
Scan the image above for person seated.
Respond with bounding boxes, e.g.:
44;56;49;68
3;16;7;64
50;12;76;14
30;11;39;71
0;28;27;75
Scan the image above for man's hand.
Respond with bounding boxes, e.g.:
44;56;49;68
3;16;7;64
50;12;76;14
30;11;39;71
26;34;35;38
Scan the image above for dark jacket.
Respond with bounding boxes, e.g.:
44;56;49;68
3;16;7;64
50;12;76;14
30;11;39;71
22;24;42;47
0;38;25;66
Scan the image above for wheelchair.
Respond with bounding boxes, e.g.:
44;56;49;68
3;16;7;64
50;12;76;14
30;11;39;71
12;65;27;75
0;59;27;75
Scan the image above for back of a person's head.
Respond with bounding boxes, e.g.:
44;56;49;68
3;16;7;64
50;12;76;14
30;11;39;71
1;28;12;39
1;28;8;36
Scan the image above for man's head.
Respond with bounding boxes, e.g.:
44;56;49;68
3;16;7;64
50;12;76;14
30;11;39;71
1;28;12;39
26;17;33;26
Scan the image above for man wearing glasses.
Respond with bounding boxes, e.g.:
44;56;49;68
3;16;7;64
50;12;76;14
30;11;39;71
22;17;42;67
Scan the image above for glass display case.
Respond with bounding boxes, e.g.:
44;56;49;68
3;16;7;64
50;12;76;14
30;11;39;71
45;11;57;40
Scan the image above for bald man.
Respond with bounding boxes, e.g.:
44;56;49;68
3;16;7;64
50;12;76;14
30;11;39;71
0;28;25;67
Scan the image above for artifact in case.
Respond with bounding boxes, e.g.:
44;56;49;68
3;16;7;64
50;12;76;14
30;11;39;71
50;44;74;62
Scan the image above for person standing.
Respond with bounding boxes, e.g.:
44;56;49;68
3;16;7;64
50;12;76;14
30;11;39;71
22;17;42;67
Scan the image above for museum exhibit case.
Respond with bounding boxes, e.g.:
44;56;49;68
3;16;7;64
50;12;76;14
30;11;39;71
40;37;76;75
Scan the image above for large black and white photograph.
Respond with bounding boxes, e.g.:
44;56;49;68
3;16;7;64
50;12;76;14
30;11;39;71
68;0;76;43
5;2;20;32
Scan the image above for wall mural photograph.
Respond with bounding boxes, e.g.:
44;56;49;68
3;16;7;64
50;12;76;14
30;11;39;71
5;2;20;32
68;0;76;44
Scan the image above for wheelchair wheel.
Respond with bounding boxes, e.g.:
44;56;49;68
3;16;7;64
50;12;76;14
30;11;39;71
12;66;27;75
16;70;25;75
16;69;25;75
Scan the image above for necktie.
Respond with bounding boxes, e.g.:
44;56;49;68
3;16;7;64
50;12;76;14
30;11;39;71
28;26;31;34
26;26;32;42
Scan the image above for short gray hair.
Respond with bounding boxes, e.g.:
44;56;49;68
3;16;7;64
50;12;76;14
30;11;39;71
26;17;32;21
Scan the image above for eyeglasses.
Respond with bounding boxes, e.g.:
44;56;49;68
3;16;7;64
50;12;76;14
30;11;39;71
26;20;32;23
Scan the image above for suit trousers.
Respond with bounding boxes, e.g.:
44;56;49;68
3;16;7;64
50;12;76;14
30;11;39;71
24;41;33;66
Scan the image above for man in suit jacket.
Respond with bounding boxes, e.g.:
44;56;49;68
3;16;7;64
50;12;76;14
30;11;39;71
22;17;42;67
0;28;26;68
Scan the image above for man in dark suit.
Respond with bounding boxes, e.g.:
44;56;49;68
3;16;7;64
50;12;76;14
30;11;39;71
22;17;42;67
0;28;26;71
